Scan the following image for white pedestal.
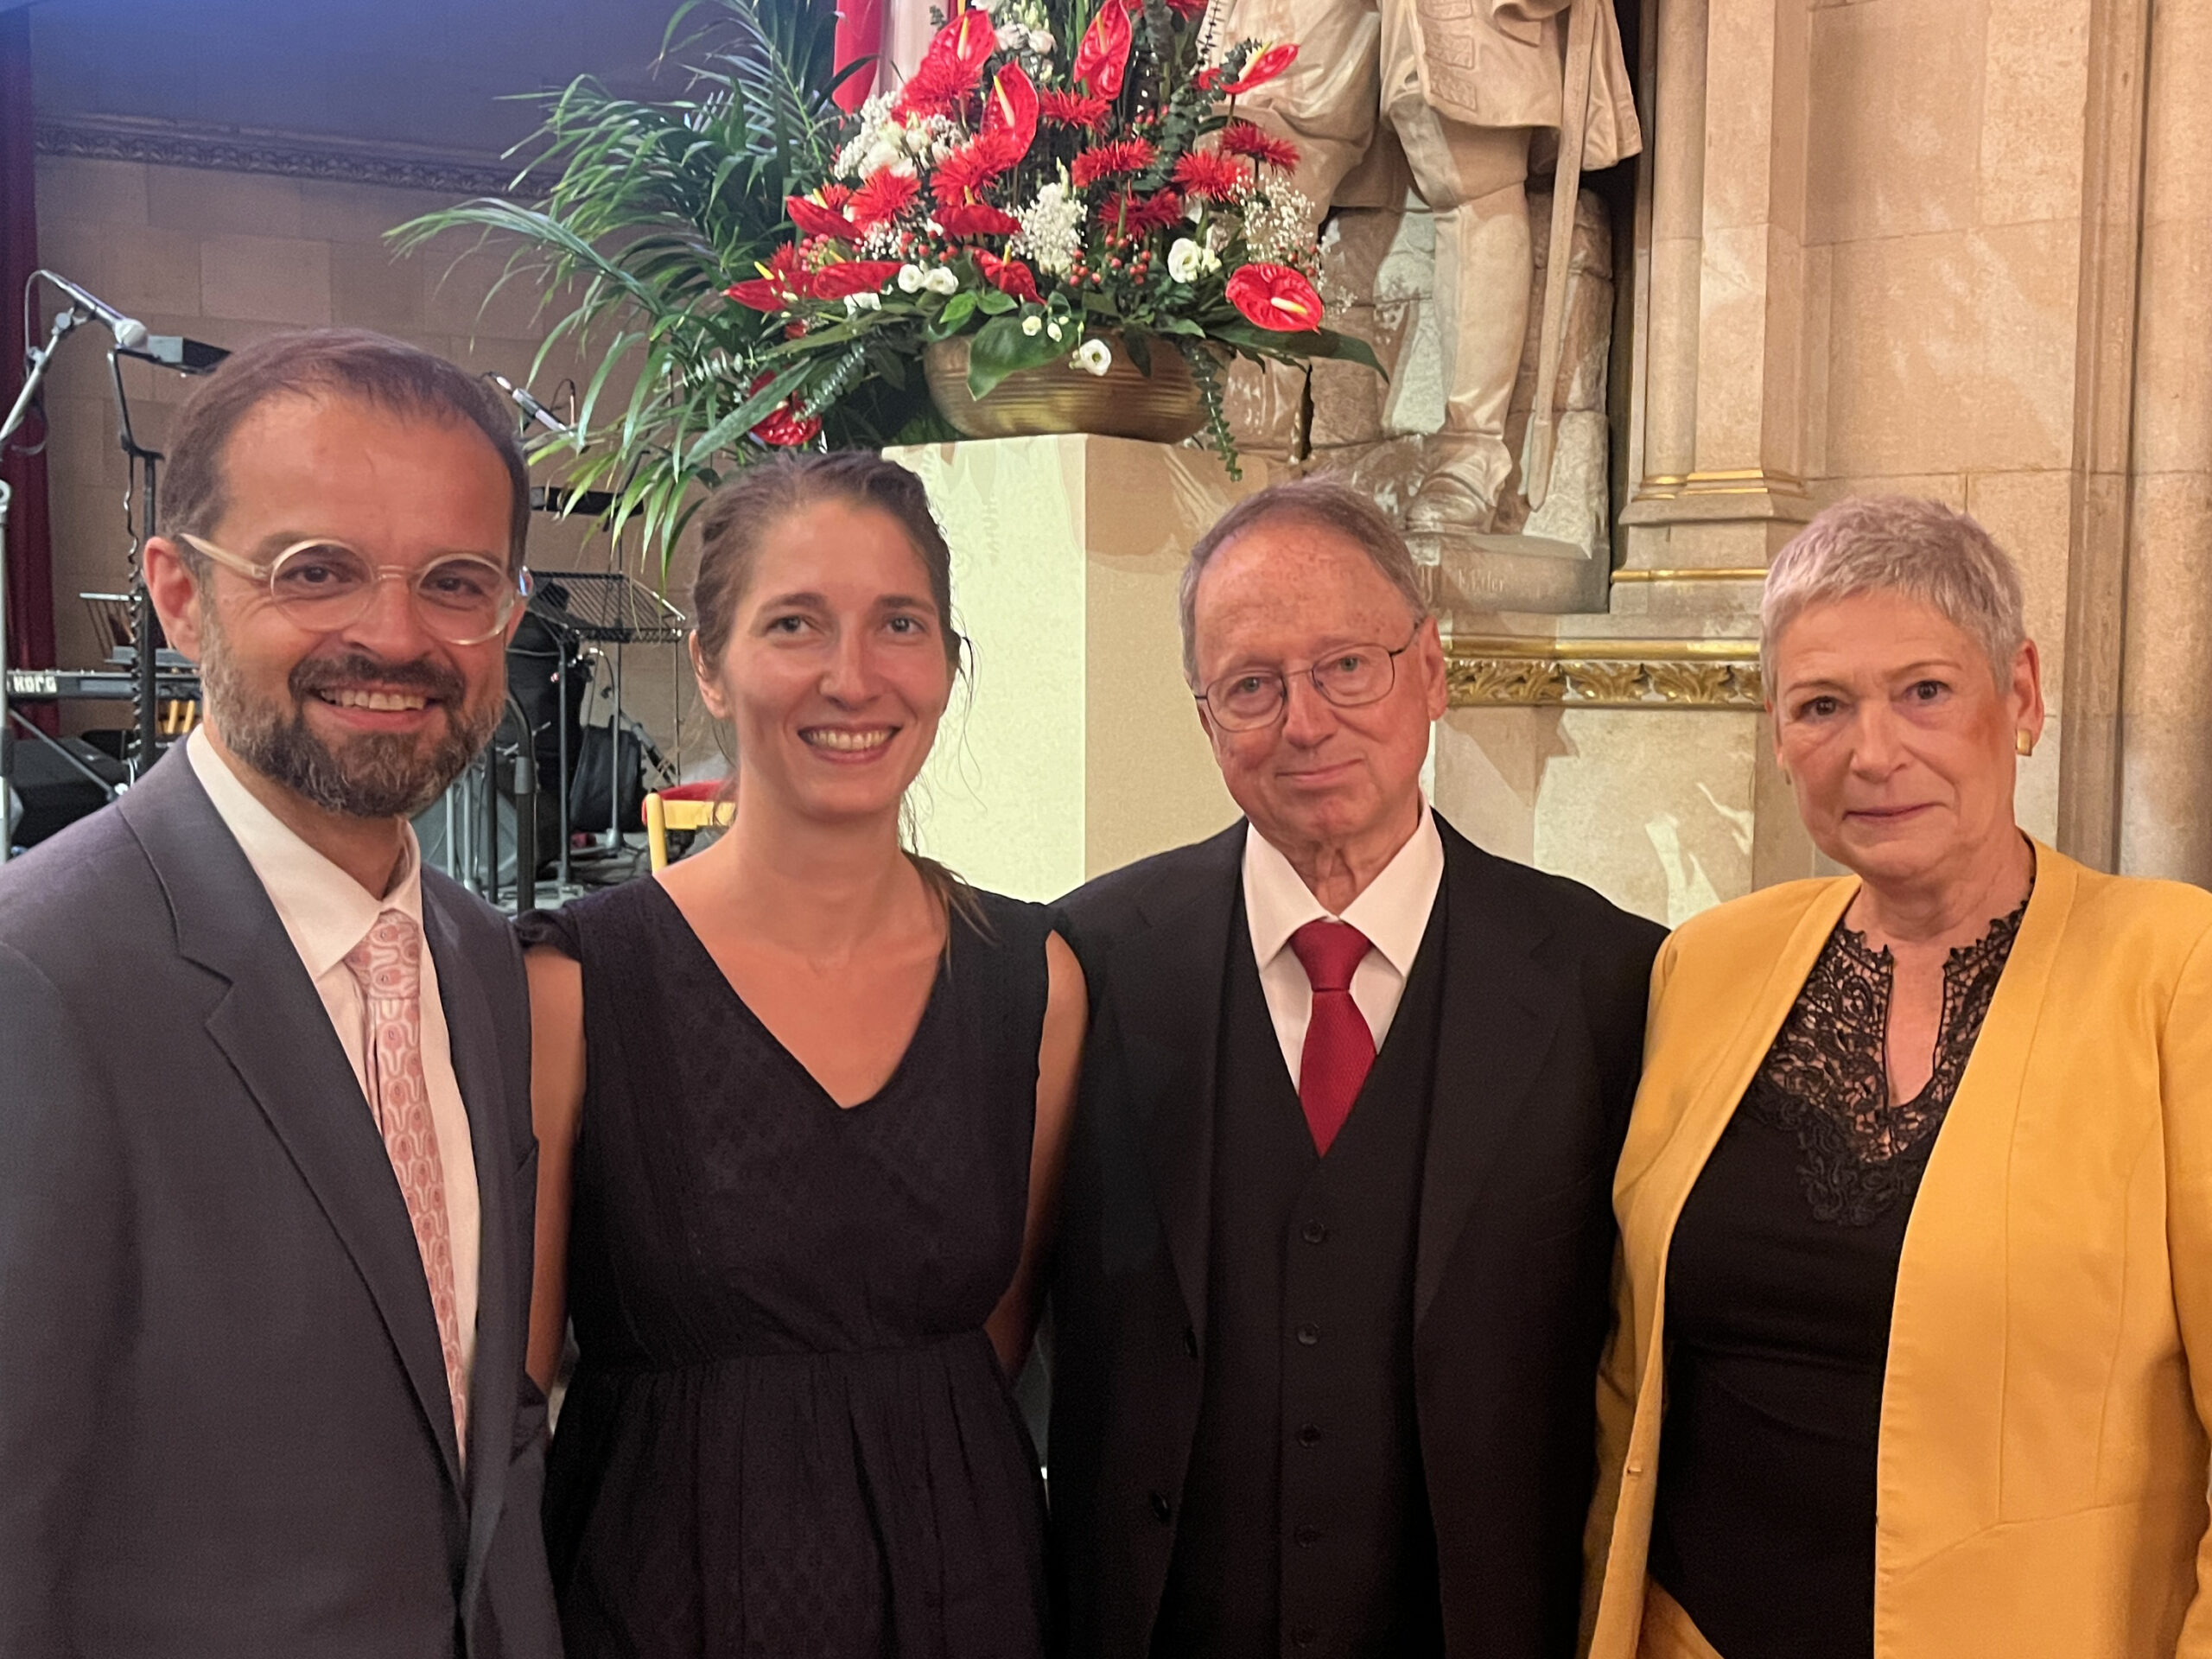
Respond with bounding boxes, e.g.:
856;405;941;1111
884;435;1276;902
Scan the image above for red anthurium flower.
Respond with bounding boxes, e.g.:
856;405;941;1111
1215;41;1299;97
1166;0;1210;14
1072;0;1135;99
809;259;904;299
892;5;999;118
1039;89;1113;129
727;277;790;311
978;251;1043;304
749;378;823;445
787;193;858;240
982;62;1039;157
936;201;1024;236
726;243;812;310
1071;136;1156;188
849;166;922;230
1225;262;1325;331
1219;120;1301;172
1173;148;1247;200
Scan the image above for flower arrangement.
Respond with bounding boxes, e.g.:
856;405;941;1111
391;0;1376;564
734;0;1378;474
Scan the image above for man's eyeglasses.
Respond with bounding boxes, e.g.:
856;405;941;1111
180;533;531;647
1194;627;1422;732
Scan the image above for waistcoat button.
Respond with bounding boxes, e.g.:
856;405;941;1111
1294;1523;1321;1548
1297;1422;1322;1446
1150;1491;1173;1522
1294;1322;1319;1346
1300;1219;1328;1245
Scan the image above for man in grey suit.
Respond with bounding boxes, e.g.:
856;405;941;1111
0;330;559;1656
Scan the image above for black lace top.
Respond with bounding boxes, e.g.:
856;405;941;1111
1648;882;2030;1659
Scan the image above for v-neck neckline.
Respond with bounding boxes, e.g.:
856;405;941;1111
643;876;950;1113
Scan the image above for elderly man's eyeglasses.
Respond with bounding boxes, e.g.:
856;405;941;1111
179;533;531;647
1195;628;1422;732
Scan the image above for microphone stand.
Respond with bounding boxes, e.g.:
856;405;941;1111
0;305;88;861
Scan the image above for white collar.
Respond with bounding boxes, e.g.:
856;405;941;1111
1241;800;1446;977
187;727;426;979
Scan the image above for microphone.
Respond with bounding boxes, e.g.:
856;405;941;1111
35;270;149;350
487;372;569;435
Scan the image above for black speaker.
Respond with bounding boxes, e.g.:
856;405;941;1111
7;734;128;847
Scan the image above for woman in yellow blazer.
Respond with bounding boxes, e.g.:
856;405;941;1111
1586;495;2212;1659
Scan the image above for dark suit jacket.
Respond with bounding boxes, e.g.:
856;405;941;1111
0;749;559;1658
1050;814;1664;1659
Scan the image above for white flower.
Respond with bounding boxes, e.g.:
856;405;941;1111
1167;237;1220;283
843;291;883;314
1021;315;1044;336
1046;321;1065;341
923;265;960;296
996;22;1027;49
1071;339;1113;377
898;264;926;293
1028;27;1055;53
1010;181;1084;278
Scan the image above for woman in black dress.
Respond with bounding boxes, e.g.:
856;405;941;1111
520;452;1084;1658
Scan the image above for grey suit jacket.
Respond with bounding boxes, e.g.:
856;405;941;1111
0;748;559;1658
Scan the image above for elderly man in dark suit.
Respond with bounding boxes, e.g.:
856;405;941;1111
0;330;557;1656
1051;479;1665;1659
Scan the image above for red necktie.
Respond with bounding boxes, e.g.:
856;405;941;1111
1289;918;1376;1155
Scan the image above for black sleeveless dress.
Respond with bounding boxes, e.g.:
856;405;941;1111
518;878;1052;1659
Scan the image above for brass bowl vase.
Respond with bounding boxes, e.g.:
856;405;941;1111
923;334;1207;443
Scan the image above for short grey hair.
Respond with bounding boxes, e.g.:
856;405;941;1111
1762;495;2026;690
1178;478;1429;683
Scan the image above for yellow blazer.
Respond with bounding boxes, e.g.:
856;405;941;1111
1586;843;2212;1659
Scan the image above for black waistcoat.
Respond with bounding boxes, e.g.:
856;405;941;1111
1153;887;1449;1659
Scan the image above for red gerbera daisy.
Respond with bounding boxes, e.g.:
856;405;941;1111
1106;188;1185;234
1173;148;1247;201
1218;120;1300;172
848;166;922;231
1071;137;1157;189
1039;89;1113;129
933;130;1026;200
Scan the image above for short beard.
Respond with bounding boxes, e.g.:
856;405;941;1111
198;611;500;821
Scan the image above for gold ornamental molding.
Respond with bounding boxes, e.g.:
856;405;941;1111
35;114;527;195
1444;635;1764;710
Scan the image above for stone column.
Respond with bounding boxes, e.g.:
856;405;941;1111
2114;0;2212;881
1618;0;1815;568
883;435;1259;899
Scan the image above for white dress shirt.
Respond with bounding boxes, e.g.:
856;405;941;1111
188;729;480;1386
1242;802;1447;1088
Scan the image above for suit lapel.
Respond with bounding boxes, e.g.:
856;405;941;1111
1118;824;1243;1343
123;752;465;1494
423;884;518;1593
1413;822;1568;1325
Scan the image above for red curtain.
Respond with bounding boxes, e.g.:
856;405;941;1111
0;4;58;705
833;0;887;111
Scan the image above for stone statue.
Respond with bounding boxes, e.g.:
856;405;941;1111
1225;0;1639;546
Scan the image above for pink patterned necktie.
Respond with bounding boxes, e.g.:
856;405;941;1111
343;909;467;1453
1290;918;1376;1156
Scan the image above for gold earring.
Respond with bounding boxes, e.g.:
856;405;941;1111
2015;730;2035;757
